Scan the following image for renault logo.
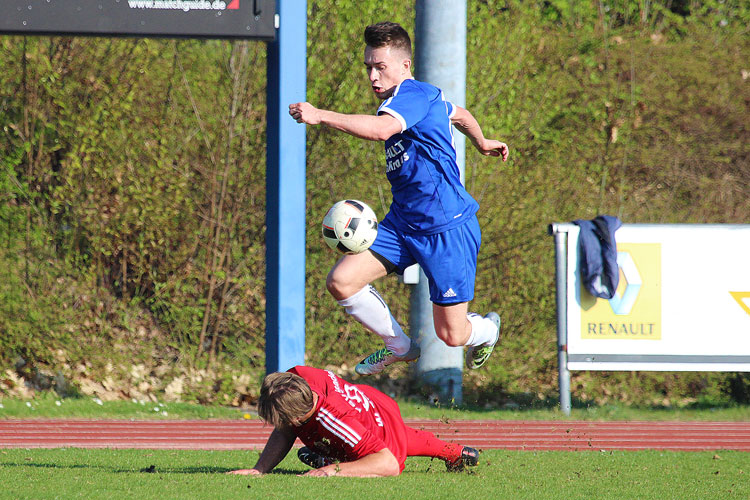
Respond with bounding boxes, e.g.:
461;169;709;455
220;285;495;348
608;252;641;316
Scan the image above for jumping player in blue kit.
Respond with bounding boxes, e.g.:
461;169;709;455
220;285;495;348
289;22;509;375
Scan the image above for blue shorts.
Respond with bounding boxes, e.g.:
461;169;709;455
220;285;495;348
369;215;481;305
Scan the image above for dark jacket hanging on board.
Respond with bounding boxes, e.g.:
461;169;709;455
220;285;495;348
573;215;622;299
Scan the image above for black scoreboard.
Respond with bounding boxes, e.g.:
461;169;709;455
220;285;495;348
1;0;276;40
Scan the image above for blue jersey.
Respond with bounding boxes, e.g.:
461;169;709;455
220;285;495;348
377;79;479;235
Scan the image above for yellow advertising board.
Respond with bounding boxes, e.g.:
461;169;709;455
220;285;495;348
580;243;662;340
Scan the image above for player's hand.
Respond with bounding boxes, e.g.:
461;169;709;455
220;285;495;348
478;139;509;162
227;468;262;475
289;102;321;125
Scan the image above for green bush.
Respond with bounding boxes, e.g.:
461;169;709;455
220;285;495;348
0;0;748;406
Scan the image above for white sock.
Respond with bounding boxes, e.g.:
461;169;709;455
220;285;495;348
465;313;498;347
337;285;411;355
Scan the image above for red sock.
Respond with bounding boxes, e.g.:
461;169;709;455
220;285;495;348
404;426;463;462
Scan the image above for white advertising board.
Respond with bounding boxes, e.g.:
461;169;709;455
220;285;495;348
563;224;750;371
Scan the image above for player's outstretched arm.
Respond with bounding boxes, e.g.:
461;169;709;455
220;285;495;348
289;102;402;142
301;448;400;478
227;427;296;475
451;105;509;161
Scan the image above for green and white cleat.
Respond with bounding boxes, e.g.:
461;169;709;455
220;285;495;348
355;342;421;376
465;312;501;370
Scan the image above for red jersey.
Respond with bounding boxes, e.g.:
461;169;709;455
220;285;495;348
288;366;408;471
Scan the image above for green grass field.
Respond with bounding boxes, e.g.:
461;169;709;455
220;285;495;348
1;448;748;500
2;398;750;498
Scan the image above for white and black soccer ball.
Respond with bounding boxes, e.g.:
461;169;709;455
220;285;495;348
321;199;378;254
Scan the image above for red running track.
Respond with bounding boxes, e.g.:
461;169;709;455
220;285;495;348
2;419;750;451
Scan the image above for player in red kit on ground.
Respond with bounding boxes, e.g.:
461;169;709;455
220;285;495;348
228;365;478;477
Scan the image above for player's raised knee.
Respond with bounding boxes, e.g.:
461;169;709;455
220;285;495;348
326;268;360;300
325;269;345;298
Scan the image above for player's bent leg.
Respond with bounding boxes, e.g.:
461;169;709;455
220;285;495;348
404;426;479;472
328;252;416;374
432;302;472;347
405;426;462;459
326;251;387;300
433;303;501;369
465;312;501;370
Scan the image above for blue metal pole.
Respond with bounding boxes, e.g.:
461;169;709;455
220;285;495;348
413;0;466;405
265;1;307;374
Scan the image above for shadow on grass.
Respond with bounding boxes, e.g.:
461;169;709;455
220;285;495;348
0;462;103;470
134;465;231;474
134;466;304;475
0;462;303;475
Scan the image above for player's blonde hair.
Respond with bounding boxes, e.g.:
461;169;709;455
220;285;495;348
257;372;314;429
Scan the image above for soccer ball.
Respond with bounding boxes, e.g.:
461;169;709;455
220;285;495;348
321;200;378;254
